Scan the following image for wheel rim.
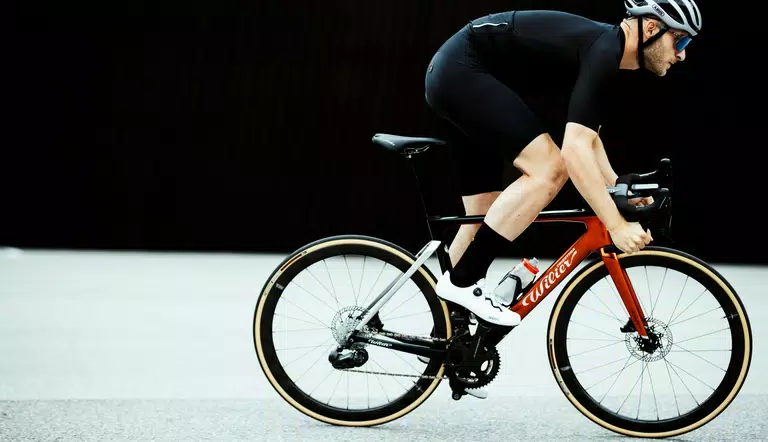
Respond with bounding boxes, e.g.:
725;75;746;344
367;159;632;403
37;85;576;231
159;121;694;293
254;237;451;425
549;249;751;437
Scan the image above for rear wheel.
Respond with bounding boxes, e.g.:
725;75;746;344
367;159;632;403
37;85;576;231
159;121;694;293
254;235;452;426
548;247;752;438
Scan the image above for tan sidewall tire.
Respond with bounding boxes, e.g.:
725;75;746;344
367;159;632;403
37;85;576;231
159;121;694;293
254;237;452;426
548;249;752;438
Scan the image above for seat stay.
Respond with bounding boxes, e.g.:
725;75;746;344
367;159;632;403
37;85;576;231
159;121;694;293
350;240;442;335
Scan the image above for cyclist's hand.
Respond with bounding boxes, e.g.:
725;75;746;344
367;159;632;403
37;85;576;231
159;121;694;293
609;221;652;254
628;195;654;207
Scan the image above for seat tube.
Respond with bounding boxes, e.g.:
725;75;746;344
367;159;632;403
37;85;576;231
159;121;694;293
600;249;649;338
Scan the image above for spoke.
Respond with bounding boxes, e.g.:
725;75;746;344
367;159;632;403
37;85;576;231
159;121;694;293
371;365;391;403
272;326;328;333
648;362;660;421
587;287;624;324
567;337;624;342
645;267;655;319
383;288;422;317
636;361;646;419
595;356;640;403
275;343;337;351
326;370;345;405
650;268;669;318
668;349;731;352
323;260;342;308
669;306;722;327
286;281;338;314
675;327;731;345
307;364;338;396
576;301;624;324
343;255;360;306
617;359;647;415
390;347;427;375
578;354;636;376
569;341;625;358
305;266;342;311
368;357;412;392
272;313;327;329
667;275;690;325
357;256;367;307
666;358;717;392
671;344;728;372
569;320;622;340
359;260;387;308
664;358;682;417
665;359;701;408
580;355;633;391
278;296;331;329
285;338;336;372
669;287;709;325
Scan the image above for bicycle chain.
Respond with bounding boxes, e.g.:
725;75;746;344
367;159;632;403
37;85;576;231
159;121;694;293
337;328;450;380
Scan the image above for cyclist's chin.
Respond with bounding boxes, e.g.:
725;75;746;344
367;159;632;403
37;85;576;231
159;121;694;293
646;64;668;77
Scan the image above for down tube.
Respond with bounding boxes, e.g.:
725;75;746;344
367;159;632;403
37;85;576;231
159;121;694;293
511;217;610;320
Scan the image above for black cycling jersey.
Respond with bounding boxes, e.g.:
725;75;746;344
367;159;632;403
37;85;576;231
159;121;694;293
466;10;626;132
424;9;627;195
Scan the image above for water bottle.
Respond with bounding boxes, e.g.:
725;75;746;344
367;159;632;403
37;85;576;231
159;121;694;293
493;257;540;307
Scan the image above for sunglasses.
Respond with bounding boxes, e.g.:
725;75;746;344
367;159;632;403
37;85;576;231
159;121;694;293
661;26;692;52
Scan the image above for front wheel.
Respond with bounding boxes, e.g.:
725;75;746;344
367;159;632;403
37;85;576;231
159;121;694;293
547;246;752;438
253;235;452;427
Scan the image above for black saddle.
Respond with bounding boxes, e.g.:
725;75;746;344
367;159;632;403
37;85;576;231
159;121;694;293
372;133;446;155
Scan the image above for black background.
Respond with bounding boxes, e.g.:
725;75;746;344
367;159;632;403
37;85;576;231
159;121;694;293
6;1;762;264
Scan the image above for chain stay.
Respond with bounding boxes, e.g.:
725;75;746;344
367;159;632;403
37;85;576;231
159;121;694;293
337;328;449;379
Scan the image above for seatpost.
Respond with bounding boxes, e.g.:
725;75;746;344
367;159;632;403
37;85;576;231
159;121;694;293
405;153;435;240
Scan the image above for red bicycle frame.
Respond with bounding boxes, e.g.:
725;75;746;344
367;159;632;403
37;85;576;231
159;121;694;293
509;214;649;338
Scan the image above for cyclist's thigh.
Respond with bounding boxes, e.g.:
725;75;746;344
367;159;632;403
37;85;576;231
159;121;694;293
428;67;546;162
433;116;504;197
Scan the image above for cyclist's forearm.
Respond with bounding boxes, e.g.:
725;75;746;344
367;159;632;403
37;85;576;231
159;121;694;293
593;134;618;187
562;125;625;231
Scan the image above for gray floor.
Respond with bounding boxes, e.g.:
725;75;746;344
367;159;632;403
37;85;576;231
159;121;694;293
1;247;766;441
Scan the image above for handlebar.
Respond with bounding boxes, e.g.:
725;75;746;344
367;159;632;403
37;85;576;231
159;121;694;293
607;158;674;241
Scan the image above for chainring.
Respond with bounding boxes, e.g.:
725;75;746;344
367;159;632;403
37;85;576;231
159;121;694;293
445;341;501;389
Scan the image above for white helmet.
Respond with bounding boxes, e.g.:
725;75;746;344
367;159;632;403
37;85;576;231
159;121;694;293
625;0;702;36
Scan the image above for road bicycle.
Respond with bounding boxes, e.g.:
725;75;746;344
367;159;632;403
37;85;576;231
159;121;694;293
253;133;752;439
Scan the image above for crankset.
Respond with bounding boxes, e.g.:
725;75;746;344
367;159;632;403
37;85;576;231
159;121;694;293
445;340;501;390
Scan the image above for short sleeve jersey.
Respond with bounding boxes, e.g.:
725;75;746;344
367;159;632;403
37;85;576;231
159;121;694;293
466;10;626;132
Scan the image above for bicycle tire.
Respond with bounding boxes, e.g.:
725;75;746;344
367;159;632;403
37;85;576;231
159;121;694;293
253;234;452;426
548;246;752;438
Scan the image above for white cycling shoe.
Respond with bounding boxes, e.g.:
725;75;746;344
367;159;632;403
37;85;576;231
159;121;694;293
435;271;521;327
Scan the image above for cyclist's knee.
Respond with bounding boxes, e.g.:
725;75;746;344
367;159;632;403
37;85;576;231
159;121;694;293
513;133;567;185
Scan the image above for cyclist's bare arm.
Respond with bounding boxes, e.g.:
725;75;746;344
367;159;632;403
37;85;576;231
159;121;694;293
562;122;652;253
562;122;625;231
593;126;619;187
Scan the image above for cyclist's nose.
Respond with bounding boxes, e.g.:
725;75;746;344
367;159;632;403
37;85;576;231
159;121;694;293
676;49;686;62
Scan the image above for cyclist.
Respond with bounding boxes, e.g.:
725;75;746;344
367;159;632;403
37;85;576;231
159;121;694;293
425;1;701;366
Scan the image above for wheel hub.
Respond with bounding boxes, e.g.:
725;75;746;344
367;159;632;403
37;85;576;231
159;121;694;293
331;306;367;345
625;317;673;362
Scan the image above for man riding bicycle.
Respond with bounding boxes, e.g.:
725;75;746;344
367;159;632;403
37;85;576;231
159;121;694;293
423;0;702;397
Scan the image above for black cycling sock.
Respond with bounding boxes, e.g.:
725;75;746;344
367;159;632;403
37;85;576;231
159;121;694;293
450;221;509;287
